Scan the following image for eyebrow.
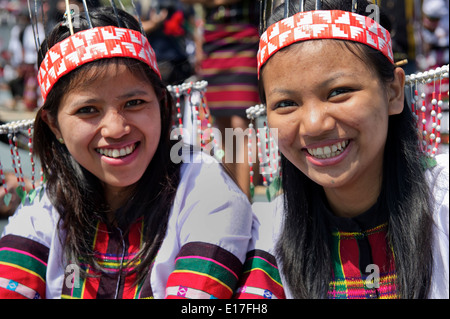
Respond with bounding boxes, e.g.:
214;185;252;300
317;72;352;89
267;72;353;95
72;89;153;105
115;89;153;100
267;87;297;96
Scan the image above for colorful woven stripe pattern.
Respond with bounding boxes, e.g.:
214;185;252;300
61;219;153;299
0;235;49;299
38;26;161;101
234;249;286;299
328;223;398;299
258;10;394;76
165;242;243;299
201;23;260;117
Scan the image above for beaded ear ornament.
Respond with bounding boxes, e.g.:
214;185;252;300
405;65;449;160
246;105;281;201
0;120;44;206
167;81;223;160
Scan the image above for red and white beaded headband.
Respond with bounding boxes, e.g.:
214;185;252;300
38;25;161;102
257;9;394;77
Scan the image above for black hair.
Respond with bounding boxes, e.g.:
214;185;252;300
34;6;181;284
259;0;433;298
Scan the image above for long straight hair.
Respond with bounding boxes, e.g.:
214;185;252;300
259;0;434;298
33;7;181;284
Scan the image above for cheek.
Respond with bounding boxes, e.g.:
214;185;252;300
64;130;93;161
147;126;161;152
268;114;298;151
350;103;390;137
142;114;162;142
267;113;306;170
137;115;162;164
57;118;96;160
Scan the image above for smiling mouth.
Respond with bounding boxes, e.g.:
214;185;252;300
96;143;138;159
306;140;349;159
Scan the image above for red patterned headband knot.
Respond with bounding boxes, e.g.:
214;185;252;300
38;26;161;102
257;10;394;77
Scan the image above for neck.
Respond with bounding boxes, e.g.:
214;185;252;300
323;174;382;218
104;185;135;221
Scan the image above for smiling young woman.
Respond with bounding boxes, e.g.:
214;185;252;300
263;39;405;217
44;61;162;213
0;6;253;299
235;0;448;299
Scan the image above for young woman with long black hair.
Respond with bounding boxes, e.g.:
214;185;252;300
0;6;253;299
235;0;448;299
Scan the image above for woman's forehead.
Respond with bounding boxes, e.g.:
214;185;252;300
67;60;150;92
261;39;377;82
264;41;360;73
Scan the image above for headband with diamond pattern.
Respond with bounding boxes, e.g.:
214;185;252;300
257;10;394;77
38;26;161;101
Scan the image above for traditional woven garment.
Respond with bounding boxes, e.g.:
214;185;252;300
235;155;448;299
60;219;151;299
0;223;243;299
324;200;398;299
235;206;399;299
328;225;398;299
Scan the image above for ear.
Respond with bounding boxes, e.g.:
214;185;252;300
41;109;62;140
387;67;406;115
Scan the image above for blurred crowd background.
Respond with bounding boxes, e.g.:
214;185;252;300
0;0;447;114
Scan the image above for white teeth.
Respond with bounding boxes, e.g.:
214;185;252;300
331;144;338;152
97;144;136;158
307;140;349;159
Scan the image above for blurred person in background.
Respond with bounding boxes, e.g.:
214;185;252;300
181;0;260;199
417;0;449;70
140;0;195;85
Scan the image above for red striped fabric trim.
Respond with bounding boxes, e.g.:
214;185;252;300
122;221;143;299
0;235;49;299
206;91;260;104
166;272;232;299
203;24;259;43
234;249;286;299
82;221;108;299
165;242;243;299
202;57;257;70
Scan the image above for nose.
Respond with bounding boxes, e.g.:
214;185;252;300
101;109;131;139
299;102;336;137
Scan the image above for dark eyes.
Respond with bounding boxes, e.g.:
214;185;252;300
274;100;297;109
125;99;145;107
75;100;145;114
273;88;354;109
76;106;97;114
328;88;353;98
